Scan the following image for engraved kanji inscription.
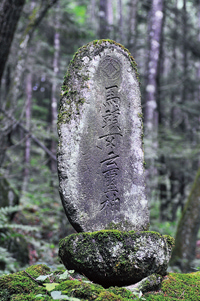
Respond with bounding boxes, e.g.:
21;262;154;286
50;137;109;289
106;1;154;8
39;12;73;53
98;56;123;213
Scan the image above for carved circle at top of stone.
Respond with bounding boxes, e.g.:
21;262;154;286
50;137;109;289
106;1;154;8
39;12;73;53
100;56;121;81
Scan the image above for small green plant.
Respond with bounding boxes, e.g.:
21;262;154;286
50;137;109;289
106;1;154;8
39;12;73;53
128;287;146;300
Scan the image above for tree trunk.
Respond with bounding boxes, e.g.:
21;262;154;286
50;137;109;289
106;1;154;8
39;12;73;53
170;168;200;272
144;0;164;198
182;0;187;105
127;0;138;55
117;0;123;42
0;0;58;169
22;72;32;191
99;0;108;38
50;20;60;172
145;0;164;136
98;0;113;39
0;0;25;84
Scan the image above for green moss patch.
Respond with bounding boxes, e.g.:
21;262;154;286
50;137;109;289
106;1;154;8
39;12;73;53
1;264;200;300
145;272;200;300
0;265;141;300
0;264;50;296
55;280;140;300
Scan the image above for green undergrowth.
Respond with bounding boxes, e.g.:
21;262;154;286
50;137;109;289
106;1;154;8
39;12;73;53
0;264;143;300
145;272;200;300
1;264;200;300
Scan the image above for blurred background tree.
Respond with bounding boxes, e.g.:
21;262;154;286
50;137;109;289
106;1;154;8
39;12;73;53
0;0;200;274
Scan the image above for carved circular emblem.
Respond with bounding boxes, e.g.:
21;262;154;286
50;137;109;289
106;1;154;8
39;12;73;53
100;56;121;81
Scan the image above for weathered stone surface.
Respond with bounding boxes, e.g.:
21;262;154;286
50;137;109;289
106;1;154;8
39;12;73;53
59;230;174;287
57;40;149;232
125;273;163;294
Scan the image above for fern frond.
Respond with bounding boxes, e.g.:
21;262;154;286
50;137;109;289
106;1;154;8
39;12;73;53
0;205;22;223
0;247;16;276
0;224;38;231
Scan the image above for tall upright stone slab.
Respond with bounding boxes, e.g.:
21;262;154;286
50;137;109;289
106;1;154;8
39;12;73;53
57;40;149;232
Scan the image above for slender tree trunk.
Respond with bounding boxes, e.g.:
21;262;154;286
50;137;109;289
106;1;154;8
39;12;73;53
156;1;168;221
99;0;108;38
170;168;200;272
127;0;138;55
173;0;188;216
90;0;96;23
168;0;183;221
182;0;187;105
198;2;200;168
145;0;164;136
107;0;113;35
117;0;123;42
50;22;60;172
144;0;164;198
98;0;113;39
22;72;32;191
170;0;179;126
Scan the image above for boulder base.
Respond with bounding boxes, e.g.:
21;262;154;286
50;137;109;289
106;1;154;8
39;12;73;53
59;230;174;287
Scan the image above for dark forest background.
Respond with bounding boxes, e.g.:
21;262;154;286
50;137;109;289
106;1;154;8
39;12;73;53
1;0;200;275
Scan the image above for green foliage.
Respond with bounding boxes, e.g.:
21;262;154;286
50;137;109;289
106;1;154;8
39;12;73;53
68;3;87;25
0;205;38;275
0;247;16;276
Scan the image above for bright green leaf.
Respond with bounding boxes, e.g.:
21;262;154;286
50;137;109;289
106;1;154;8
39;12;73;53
51;291;81;300
36;273;53;281
59;270;70;279
44;283;59;291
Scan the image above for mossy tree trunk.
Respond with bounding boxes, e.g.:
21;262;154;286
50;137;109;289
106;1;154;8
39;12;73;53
170;167;200;271
0;0;25;84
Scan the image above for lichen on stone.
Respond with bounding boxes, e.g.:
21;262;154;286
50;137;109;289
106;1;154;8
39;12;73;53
59;230;173;287
58;39;140;129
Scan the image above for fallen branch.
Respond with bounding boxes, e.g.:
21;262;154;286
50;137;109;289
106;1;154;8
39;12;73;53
24;271;45;287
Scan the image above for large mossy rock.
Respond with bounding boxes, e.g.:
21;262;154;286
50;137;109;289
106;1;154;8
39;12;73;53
59;230;174;287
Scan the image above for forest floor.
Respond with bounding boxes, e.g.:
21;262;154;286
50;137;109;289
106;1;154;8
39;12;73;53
1;263;200;300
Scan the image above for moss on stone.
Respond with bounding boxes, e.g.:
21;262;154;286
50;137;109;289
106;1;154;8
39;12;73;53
57;39;140;129
163;235;175;248
59;230;173;288
105;220;138;231
144;272;200;300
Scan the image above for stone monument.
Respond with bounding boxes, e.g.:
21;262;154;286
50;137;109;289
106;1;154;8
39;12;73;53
58;40;174;288
57;40;149;233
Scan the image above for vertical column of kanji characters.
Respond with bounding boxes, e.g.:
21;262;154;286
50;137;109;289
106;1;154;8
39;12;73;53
99;84;122;214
